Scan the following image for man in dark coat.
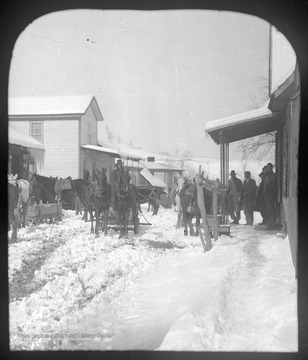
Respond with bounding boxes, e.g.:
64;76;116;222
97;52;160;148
241;171;256;225
263;162;278;230
110;159;131;209
226;170;243;224
254;171;268;225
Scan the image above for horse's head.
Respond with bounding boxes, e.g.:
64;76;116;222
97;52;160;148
94;168;108;197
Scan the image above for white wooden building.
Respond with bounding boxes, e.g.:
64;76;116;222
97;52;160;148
9;95;117;179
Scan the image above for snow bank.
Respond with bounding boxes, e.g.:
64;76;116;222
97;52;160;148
9;208;297;352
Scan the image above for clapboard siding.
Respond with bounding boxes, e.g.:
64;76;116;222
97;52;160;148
80;106;98;146
42;120;79;178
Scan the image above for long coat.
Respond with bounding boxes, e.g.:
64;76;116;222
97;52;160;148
242;178;256;202
227;177;243;213
254;179;266;212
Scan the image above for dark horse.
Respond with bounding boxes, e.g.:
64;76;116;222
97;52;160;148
29;173;58;204
179;180;212;236
136;186;165;215
116;171;139;238
85;169;111;237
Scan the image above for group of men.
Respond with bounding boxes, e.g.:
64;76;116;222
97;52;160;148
226;162;278;229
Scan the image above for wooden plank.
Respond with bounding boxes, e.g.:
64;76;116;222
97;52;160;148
196;174;212;252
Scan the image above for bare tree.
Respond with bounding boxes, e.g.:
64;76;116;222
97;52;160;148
235;132;276;161
105;125;114;143
236;67;275;161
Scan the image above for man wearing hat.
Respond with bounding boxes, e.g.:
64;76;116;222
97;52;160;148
254;171;267;225
241;171;256;225
226;170;243;224
263;162;278;230
110;159;131;209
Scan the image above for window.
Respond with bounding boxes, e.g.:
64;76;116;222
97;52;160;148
30;121;43;143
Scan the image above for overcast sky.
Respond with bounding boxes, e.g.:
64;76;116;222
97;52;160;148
9;10;296;159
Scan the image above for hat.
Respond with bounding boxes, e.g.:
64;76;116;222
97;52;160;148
116;159;123;165
229;170;236;176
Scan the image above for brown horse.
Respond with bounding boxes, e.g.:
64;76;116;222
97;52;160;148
136;186;165;215
116;170;139;238
85;169;111;237
29;173;58;204
179;180;212;236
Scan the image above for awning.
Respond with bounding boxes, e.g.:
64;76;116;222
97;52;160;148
81;144;120;157
140;168;167;188
205;100;281;144
9;123;45;150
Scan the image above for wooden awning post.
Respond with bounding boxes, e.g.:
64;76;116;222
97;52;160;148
213;180;219;241
196;174;212;252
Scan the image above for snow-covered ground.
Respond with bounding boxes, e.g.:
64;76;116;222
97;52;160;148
8;205;297;351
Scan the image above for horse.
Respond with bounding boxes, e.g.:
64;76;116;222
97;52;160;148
8;174;31;228
29;173;58;204
71;179;91;220
85;169;111;237
172;181;184;228
115;170;139;238
8;182;20;241
179;180;212;236
136;186;165;215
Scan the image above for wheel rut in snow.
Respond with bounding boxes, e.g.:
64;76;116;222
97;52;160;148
9;232;69;301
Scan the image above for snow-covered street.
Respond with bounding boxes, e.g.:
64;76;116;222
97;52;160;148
9;205;297;351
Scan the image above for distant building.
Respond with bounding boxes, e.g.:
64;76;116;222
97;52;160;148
9;95;117;179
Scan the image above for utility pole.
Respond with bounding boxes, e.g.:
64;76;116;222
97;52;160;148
269;23;272;97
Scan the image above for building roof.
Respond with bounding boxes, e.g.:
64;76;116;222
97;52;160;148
9;95;103;120
205;65;298;145
140;168;167;188
205;100;280;144
9;123;45;150
140;161;169;171
81;144;120;157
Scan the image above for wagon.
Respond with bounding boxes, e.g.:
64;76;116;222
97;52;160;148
26;202;62;225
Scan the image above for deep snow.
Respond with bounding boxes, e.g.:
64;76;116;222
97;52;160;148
9;205;297;351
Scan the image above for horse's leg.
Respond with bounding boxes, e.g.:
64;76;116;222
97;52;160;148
124;209;129;238
132;206;139;234
119;213;124;238
22;200;29;228
189;214;194;236
95;208;100;238
183;211;188;235
89;209;94;234
104;209;109;236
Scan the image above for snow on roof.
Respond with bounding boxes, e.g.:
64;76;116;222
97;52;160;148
271;65;296;95
9;95;96;116
81;145;119;157
9;123;45;150
140;161;169;171
205;99;274;133
140;168;167;188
